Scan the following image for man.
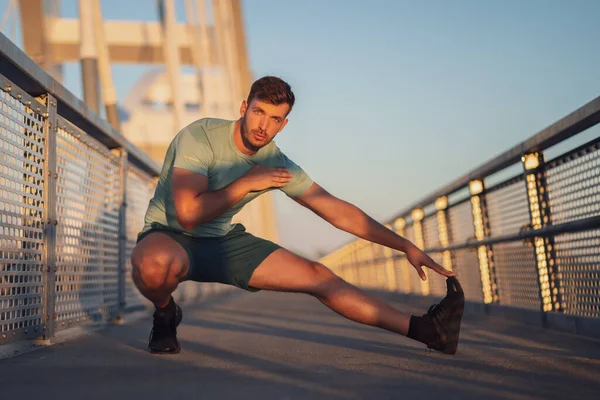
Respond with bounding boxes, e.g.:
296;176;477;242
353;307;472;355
131;76;465;356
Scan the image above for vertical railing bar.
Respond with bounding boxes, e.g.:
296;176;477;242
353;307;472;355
481;188;499;305
114;148;128;323
469;180;498;306
40;94;57;343
522;152;562;320
435;196;453;274
383;223;397;292
411;208;429;296
394;218;409;293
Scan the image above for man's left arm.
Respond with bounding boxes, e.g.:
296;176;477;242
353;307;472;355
292;183;455;281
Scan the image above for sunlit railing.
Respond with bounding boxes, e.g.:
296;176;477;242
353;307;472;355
321;95;600;337
0;32;231;346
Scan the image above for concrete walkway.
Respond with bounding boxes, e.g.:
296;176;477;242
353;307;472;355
1;290;600;399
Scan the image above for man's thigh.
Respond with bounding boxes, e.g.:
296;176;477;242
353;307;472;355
248;248;339;293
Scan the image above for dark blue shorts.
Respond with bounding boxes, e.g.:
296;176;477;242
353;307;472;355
136;223;281;292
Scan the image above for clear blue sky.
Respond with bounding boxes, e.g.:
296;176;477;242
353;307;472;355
2;0;599;258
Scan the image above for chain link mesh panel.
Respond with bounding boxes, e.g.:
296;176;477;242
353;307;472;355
343;250;358;286
0;87;45;343
353;244;366;287
554;229;600;317
454;248;484;302
360;242;376;289
448;200;474;244
372;244;387;289
427;252;447;297
124;165;155;311
546;141;600;224
54;117;121;330
394;256;412;293
486;178;530;237
408;269;424;295
493;242;541;310
423;214;440;249
345;250;357;285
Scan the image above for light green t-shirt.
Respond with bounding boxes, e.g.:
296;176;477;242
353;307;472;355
140;117;314;237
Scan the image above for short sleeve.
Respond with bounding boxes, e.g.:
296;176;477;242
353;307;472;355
172;127;213;176
279;153;313;197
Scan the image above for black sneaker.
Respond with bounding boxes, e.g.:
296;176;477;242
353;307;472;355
425;277;465;354
148;297;183;354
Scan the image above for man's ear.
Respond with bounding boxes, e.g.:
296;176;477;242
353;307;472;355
240;100;248;116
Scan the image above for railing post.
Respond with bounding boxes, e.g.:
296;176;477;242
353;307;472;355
411;208;429;296
383;224;398;291
113;148;128;322
435;196;454;273
40;94;57;343
522;152;561;314
394;217;411;293
469;180;499;304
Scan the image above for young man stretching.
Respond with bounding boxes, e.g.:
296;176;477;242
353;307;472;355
131;76;465;356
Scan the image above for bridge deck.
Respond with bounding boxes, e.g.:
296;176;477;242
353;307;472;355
1;290;600;399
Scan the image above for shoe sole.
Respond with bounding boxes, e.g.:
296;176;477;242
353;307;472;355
149;346;180;354
442;300;464;355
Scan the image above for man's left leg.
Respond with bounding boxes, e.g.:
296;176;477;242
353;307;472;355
248;248;464;354
249;248;413;334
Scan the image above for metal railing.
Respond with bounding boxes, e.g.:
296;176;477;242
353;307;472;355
321;95;600;337
0;32;231;346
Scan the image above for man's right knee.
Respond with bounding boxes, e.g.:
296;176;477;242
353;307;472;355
132;255;172;291
131;234;189;291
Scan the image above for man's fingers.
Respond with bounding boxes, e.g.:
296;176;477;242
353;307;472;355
272;179;292;186
430;262;456;277
416;266;426;281
443;268;456;277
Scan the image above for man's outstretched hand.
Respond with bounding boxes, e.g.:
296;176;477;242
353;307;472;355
406;246;455;281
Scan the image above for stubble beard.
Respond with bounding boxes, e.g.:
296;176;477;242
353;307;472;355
240;115;269;152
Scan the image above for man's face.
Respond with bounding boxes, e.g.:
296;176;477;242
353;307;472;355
240;98;289;151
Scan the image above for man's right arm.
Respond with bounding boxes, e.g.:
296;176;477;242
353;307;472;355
172;165;292;231
172;167;249;230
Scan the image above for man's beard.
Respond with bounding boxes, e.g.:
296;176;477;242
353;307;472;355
240;116;271;151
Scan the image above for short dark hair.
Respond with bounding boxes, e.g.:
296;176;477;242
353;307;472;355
247;76;295;114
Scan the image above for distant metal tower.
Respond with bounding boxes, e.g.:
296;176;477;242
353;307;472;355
15;0;251;126
9;0;279;242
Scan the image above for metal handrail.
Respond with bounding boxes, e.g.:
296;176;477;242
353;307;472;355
335;214;600;267
425;214;600;253
386;95;600;223
0;32;160;177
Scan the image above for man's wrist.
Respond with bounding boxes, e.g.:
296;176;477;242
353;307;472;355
401;239;419;254
231;178;252;196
